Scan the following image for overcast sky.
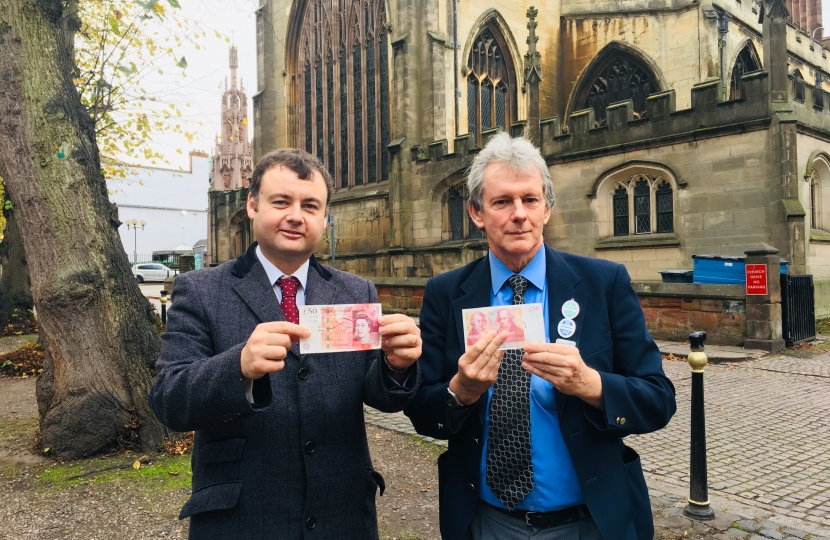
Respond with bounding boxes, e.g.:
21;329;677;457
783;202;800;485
127;0;259;171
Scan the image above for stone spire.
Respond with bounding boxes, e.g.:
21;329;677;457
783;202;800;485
212;46;254;191
229;45;238;89
524;7;542;146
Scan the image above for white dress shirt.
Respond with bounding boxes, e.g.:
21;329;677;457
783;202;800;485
255;246;310;306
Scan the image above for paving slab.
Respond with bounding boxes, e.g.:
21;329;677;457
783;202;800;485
363;348;830;540
655;340;768;362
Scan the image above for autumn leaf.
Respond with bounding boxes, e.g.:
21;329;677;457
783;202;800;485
133;459;141;470
167;0;181;7
176;56;187;69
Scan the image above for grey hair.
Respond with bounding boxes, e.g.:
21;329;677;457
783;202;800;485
466;132;555;211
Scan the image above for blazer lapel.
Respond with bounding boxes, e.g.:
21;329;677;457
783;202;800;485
305;260;336;307
233;260;284;325
450;257;492;426
544;246;590;414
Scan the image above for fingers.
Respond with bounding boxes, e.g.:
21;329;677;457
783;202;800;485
257;321;311;340
468;331;508;370
382;333;420;350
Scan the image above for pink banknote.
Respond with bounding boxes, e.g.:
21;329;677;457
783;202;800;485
299;303;383;354
462;303;545;351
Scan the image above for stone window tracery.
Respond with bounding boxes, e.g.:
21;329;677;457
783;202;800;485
578;51;659;127
298;0;390;188
447;185;483;241
611;175;674;237
729;43;761;100
467;23;517;145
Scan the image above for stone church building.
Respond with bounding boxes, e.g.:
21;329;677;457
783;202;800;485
208;0;830;342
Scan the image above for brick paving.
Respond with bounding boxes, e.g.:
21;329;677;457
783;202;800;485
364;352;830;531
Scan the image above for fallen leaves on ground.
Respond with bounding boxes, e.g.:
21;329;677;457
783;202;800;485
162;432;193;456
0;341;44;379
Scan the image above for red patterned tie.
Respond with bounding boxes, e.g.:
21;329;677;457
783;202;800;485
277;276;300;325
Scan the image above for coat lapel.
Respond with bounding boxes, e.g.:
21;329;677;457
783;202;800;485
305;257;336;307
233;260;284;325
544;246;590;413
450;257;492;426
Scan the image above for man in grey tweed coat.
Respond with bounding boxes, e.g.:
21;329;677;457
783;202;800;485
149;148;422;539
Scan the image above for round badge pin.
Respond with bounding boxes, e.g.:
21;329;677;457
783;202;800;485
561;299;580;320
557;318;576;339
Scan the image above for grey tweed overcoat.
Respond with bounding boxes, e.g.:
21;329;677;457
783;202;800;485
149;242;420;539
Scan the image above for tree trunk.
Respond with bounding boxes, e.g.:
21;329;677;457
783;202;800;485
0;0;165;459
0;208;34;329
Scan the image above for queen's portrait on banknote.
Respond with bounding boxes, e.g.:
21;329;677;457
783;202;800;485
352;312;379;348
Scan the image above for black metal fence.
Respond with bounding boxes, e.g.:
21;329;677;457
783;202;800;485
128;253;181;268
780;274;816;346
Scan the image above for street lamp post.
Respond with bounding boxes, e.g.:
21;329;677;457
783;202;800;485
125;219;146;264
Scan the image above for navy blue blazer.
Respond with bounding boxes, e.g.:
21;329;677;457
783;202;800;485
405;245;676;540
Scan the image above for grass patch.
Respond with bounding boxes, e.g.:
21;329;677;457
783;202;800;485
36;452;192;492
0;417;39;441
817;318;830;335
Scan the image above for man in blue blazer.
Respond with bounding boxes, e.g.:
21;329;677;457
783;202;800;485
405;133;676;540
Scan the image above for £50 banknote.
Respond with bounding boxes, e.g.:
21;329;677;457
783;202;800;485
299;303;383;354
462;303;545;351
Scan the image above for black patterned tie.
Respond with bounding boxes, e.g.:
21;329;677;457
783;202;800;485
486;274;533;509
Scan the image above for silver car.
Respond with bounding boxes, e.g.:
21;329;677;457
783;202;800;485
132;263;178;283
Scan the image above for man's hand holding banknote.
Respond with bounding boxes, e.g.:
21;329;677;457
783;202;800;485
241;304;421;380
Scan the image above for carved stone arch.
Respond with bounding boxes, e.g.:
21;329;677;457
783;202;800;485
791;68;806;102
229;208;252;259
462;11;520;143
461;10;523;83
729;39;762;100
590;161;681;238
566;42;664;127
806;151;830;231
288;0;391;186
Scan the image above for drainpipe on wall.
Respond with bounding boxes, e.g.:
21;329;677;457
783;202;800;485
453;0;460;137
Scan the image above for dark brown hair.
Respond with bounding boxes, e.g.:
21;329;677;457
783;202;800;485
250;148;333;208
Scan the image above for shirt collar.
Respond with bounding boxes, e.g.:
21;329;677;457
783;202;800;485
489;246;547;296
255;246;310;291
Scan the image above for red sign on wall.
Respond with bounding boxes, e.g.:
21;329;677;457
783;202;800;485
745;264;768;295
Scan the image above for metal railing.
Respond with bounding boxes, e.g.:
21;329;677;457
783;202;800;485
780;274;816;346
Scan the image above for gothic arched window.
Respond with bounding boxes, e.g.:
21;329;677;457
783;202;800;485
729;43;761;100
298;0;391;188
656;181;674;233
634;179;651;234
792;70;806;102
446;186;483;240
613;186;629;236
607;174;675;237
467;22;517;145
576;48;660;127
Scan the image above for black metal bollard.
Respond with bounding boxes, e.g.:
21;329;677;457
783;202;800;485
683;331;715;520
160;290;169;327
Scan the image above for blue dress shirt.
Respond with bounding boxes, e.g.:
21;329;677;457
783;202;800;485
478;248;585;511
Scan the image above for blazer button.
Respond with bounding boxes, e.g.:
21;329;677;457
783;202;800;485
298;367;310;380
620;418;626;425
306;517;316;530
305;441;316;454
615;417;621;424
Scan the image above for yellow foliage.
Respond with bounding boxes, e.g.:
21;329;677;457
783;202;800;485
74;0;219;182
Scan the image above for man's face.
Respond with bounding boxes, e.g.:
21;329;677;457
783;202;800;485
247;165;328;267
497;309;512;329
472;313;487;332
469;163;551;269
